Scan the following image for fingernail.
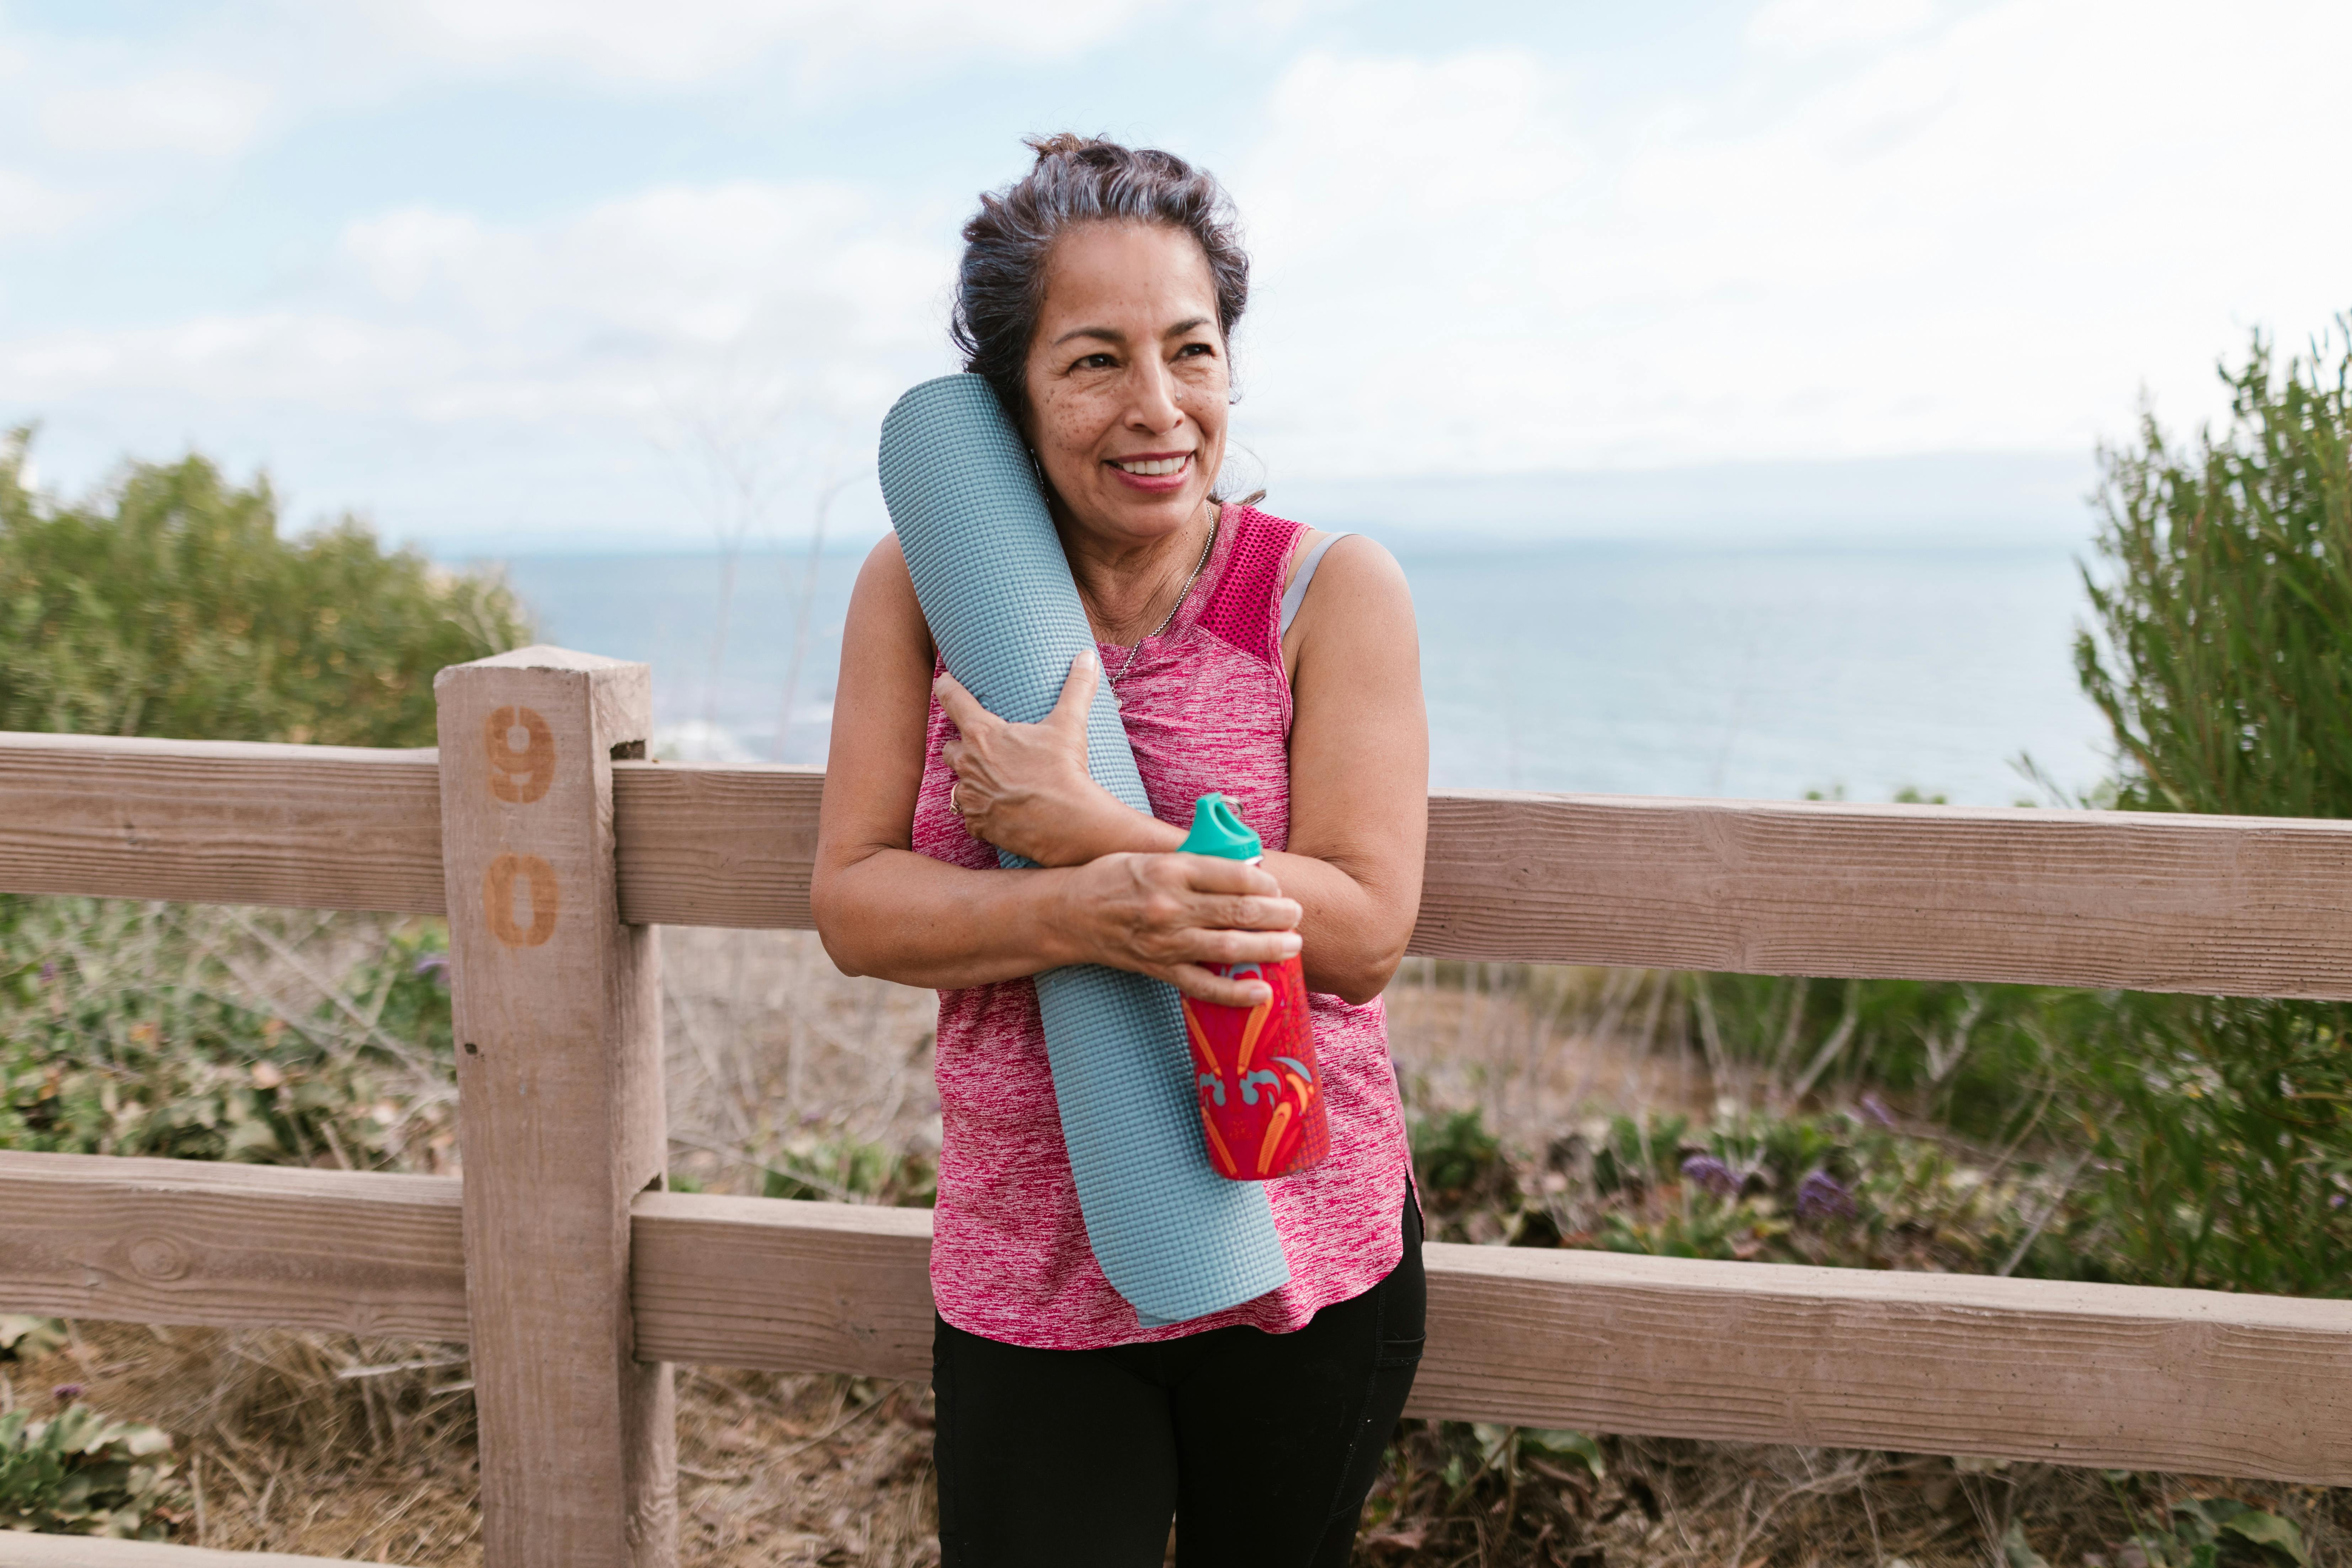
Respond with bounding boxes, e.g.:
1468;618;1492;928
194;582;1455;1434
1078;649;1097;670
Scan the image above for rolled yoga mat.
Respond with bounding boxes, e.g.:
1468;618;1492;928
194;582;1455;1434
878;373;1290;1325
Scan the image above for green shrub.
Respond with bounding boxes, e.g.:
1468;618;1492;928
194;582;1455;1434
2061;325;2352;1294
0;425;529;748
0;900;457;1170
2077;327;2352;817
2061;993;2352;1296
0;430;508;1172
0;1400;185;1539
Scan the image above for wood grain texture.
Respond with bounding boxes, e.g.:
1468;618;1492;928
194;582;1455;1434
608;775;2352;998
624;1193;2352;1485
630;1191;934;1378
14;728;2352;998
0;1152;465;1340
7;1167;2348;1483
1408;1243;2352;1484
435;649;675;1568
611;761;820;930
1413;790;2352;998
0;1534;394;1567
0;730;442;913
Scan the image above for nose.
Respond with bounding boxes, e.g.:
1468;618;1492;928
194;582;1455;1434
1125;354;1185;434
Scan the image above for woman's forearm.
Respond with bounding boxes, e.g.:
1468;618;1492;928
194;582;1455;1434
816;848;1086;989
1261;849;1414;1004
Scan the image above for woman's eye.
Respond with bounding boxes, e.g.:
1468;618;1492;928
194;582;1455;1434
1074;352;1115;370
1176;342;1214;358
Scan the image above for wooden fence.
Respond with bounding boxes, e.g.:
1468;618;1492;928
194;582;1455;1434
2;644;2349;1568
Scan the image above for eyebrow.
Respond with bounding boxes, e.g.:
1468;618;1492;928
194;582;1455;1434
1049;317;1215;349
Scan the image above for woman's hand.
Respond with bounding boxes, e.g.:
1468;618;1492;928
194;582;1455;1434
1059;851;1302;1007
937;650;1145;866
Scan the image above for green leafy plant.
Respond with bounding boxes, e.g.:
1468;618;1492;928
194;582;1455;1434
0;425;529;748
0;1400;185;1539
757;1135;937;1208
0;1316;67;1362
2060;324;2352;1296
0;900;457;1171
2096;1486;2312;1568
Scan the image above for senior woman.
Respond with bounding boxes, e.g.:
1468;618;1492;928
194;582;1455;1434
813;134;1430;1568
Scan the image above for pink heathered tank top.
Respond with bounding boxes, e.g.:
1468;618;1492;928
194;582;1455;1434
911;503;1414;1349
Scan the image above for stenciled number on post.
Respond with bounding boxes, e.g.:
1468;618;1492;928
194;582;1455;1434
482;703;559;947
483;852;559;948
484;705;556;804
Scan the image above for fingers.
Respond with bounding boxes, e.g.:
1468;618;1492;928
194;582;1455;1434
1204;893;1303;932
1047;648;1100;730
931;671;990;734
1187;925;1302;966
1167;963;1278;1009
1166;854;1283;899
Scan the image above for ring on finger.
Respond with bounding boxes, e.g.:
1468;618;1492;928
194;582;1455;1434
949;780;964;814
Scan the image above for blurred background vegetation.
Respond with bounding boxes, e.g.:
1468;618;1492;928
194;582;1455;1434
3;325;2350;1562
0;426;523;1181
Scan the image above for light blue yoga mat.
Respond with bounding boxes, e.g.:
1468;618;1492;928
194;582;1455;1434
878;373;1289;1325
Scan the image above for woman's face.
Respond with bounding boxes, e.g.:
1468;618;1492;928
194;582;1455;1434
1022;221;1229;548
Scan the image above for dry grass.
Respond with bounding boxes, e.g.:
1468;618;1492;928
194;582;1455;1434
11;925;2347;1566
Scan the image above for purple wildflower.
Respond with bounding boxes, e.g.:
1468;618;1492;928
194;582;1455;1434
1681;1154;1741;1198
38;961;56;984
1859;1093;1897;1128
414;953;450;986
1796;1169;1856;1221
52;1383;84;1403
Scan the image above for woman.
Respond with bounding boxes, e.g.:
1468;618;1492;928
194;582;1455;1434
813;134;1430;1568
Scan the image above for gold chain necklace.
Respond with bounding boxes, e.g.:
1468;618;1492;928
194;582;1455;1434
1107;511;1218;687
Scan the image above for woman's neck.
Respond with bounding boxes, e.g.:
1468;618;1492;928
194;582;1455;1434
1058;499;1219;647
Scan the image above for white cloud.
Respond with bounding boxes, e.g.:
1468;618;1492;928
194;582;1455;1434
6;179;954;430
37;70;273;158
0;168;92;240
1746;0;1938;55
358;0;1160;86
1229;0;2352;480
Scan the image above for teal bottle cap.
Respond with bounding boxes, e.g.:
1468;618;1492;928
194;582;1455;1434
1180;793;1263;861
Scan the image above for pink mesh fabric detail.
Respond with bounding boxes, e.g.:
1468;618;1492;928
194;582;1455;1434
1193;504;1292;664
911;503;1413;1350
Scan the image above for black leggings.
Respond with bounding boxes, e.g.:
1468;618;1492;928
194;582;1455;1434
933;1188;1426;1568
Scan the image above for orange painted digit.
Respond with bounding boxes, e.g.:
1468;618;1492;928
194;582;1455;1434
484;706;555;803
484;854;559;946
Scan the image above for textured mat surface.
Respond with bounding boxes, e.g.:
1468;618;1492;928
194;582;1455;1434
878;373;1288;1324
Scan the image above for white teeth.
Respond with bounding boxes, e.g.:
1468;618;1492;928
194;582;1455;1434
1115;456;1187;477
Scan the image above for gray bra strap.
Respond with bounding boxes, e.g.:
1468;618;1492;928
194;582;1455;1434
1277;532;1352;637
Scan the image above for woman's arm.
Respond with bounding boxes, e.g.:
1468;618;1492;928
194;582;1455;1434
929;531;1428;1005
810;537;1305;1007
1270;533;1429;1003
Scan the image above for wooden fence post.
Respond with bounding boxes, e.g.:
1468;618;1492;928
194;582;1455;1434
434;647;676;1568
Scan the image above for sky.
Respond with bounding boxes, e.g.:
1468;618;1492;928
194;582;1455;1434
2;0;2347;553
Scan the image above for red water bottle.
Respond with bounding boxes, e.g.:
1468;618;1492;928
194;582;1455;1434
1176;794;1329;1181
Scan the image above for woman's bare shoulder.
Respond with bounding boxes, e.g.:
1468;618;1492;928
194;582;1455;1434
1283;530;1411;623
1279;528;1412;677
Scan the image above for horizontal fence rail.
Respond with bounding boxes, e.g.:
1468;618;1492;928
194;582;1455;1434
10;690;2352;1568
0;1535;392;1568
12;732;2352;997
6;1152;2348;1485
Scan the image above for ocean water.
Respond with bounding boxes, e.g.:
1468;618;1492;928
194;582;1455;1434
488;539;2109;806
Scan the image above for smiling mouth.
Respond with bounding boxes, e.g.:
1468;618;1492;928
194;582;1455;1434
1111;454;1191;477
